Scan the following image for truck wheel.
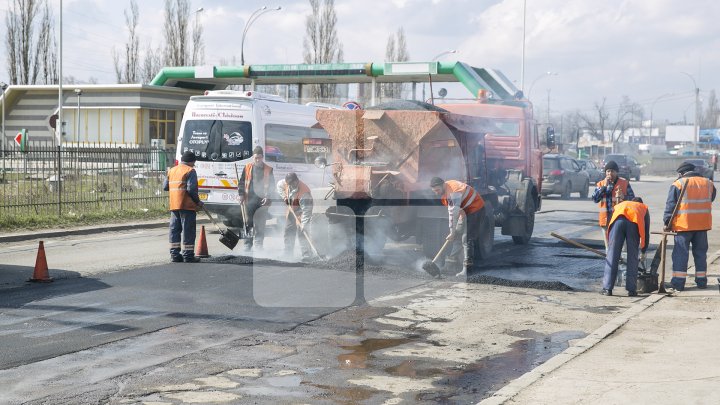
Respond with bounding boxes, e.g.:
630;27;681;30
512;198;535;245
421;218;447;259
477;205;495;259
579;180;589;198
362;206;388;257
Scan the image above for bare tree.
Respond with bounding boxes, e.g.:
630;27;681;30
140;41;164;84
303;0;344;101
191;9;204;65
113;0;140;83
702;90;719;129
5;0;57;84
577;96;642;153
382;27;410;100
162;0;203;67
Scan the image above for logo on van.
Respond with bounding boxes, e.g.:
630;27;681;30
224;132;244;146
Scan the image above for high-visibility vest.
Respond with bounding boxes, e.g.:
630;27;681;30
168;164;197;211
243;163;273;197
440;180;484;214
670;177;713;231
608;200;648;249
597;177;630;226
285;180;312;207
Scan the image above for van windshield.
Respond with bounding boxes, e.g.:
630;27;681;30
181;120;253;162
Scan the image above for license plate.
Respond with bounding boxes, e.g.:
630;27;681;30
304;145;328;153
199;192;208;201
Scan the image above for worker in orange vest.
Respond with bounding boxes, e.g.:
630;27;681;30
664;162;716;291
278;172;314;261
430;177;485;277
237;146;276;251
592;160;635;248
601;197;650;297
163;150;204;263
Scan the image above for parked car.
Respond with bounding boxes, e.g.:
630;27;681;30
578;159;603;184
542;154;590;199
684;159;714;181
603;154;641;181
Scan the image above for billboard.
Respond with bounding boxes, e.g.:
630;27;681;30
665;125;696;142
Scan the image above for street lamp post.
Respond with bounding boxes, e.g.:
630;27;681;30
527;71;557;100
649;93;673;140
520;0;527;93
681;72;700;155
240;6;282;66
1;82;7;158
423;50;457;102
74;89;82;144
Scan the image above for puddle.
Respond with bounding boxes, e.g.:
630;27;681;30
575;305;624;314
337;337;415;369
403;329;587;403
308;383;376;405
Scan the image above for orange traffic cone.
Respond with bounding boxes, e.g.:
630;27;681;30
195;225;210;258
28;241;53;283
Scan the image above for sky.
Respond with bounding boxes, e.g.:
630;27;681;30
5;0;720;124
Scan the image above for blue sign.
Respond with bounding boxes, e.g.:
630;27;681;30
342;101;362;110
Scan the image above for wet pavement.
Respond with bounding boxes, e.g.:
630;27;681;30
1;181;680;404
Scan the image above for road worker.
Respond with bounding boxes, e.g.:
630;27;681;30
663;162;716;291
430;177;485;277
163;150;204;263
237;146;275;251
277;172;314;261
601;197;650;297
591;160;635;248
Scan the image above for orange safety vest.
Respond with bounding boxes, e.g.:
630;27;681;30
168;164;198;211
670;177;713;231
440;180;484;214
597;177;630;226
608;200;648;250
243;163;273;197
285;180;312;207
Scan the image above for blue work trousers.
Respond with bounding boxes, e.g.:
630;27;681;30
169;209;197;259
671;231;708;290
602;217;639;292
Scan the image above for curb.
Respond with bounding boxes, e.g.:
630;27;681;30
0;219;211;243
477;292;666;405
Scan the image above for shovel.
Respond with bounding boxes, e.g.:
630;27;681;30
422;239;453;278
287;206;325;260
201;207;240;250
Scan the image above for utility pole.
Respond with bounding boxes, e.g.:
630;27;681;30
546;88;551;123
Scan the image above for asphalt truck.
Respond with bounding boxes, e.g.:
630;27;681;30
314;90;553;261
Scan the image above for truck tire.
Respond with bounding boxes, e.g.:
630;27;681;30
512;198;535;245
421;218;447;259
362;206;389;257
476;204;495;259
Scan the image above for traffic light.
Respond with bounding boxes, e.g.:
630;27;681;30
546;127;556;149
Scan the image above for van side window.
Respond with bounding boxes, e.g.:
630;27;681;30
265;123;332;164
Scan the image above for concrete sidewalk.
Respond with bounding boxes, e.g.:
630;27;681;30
480;274;720;405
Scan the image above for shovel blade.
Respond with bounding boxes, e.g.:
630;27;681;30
219;230;240;250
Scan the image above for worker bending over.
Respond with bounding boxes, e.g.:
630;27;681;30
237;146;275;251
664;162;715;291
278;172;314;261
601;197;649;297
430;177;485;277
592;160;635;249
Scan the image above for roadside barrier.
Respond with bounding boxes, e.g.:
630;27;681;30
195;226;210;258
28;241;53;282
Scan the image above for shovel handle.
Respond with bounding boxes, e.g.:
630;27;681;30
287;205;323;259
432;238;453;264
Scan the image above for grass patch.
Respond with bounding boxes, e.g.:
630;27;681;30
0;207;169;232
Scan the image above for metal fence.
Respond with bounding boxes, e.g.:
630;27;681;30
0;141;176;218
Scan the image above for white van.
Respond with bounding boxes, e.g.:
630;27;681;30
176;90;336;227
